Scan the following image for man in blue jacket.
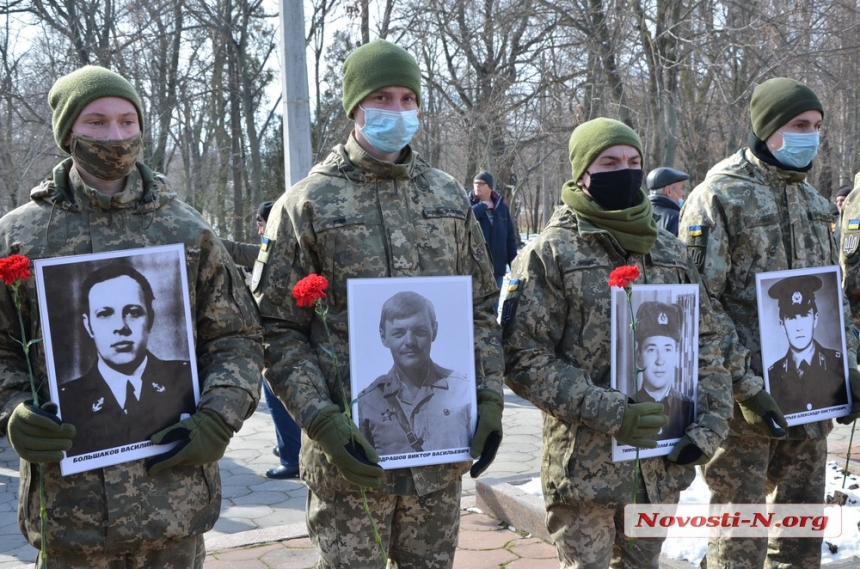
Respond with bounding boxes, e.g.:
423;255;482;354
470;171;518;297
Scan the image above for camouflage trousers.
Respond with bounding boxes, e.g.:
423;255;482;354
307;478;461;569
36;534;204;568
700;433;826;569
545;472;677;568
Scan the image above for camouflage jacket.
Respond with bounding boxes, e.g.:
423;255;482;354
839;174;860;329
503;205;732;509
680;149;856;440
0;159;263;555
252;134;504;497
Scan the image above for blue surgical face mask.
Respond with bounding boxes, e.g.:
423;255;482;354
359;106;420;154
772;131;820;168
677;197;684;208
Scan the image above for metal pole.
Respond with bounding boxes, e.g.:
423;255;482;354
279;0;313;186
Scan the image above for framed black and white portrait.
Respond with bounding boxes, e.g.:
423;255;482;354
347;276;477;469
757;266;850;426
35;244;199;475
611;283;699;462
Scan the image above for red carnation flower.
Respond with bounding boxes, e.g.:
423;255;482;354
292;274;329;308
0;255;31;287
608;265;640;289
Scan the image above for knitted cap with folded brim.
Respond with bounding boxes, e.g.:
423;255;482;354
750;77;823;141
568;118;643;182
49;65;145;153
342;39;422;119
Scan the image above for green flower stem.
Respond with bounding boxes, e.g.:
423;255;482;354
10;285;48;562
625;286;640;550
314;301;388;564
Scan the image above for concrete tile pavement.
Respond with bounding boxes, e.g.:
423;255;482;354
0;388;858;568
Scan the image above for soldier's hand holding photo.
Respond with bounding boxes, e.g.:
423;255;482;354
738;390;787;437
147;409;233;475
614;401;668;449
7;400;76;464
666;434;708;466
307;405;383;489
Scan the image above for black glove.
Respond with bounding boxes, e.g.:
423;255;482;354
7;401;76;463
147;409;233;475
307;405;383;488
469;389;504;478
837;368;860;425
614;402;668;449
738;390;787;437
666;434;708;466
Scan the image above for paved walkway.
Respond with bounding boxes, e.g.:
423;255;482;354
0;389;858;568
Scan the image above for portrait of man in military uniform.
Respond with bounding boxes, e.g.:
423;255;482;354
37;246;199;472
634;301;695;441
349;277;477;468
611;283;699;461
761;271;850;421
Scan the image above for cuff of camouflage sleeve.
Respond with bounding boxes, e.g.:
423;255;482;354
733;373;764;403
198;386;255;432
579;387;627;435
684;416;728;459
0;391;35;436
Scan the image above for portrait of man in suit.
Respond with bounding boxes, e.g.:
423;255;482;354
766;274;849;415
59;263;196;457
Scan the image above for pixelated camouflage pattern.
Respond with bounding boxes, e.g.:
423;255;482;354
253;134;504;498
546;474;669;568
681;149;853;569
307;479;461;568
679;149;857;441
37;533;205;568
69;133;142;181
0;158;263;556
839;181;860;329
700;434;826;568
503;205;733;511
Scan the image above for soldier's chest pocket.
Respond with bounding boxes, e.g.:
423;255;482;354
313;216;388;301
413;207;467;270
733;213;781;285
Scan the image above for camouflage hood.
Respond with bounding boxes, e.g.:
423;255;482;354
309;134;433;185
30;158;176;214
704;148;808;188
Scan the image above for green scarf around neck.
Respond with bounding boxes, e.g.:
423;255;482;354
561;180;658;254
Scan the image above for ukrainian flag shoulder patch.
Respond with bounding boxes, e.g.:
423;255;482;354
848;219;860;231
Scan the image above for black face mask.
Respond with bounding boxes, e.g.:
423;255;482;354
585;169;644;210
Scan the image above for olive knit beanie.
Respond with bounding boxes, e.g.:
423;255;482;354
749;77;823;141
49;66;144;154
342;39;422;119
568;118;643;182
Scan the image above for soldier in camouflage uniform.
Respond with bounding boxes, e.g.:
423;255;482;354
680;77;860;568
503;118;733;569
252;40;504;568
0;66;263;567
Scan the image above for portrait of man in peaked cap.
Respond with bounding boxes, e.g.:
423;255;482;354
762;271;850;418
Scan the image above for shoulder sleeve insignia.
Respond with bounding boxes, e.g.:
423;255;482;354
501;278;522;329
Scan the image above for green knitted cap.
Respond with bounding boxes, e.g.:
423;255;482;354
49;65;144;153
568;118;643;182
342;39;422;119
750;77;823;141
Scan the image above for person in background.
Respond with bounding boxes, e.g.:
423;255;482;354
470;171;518;296
0;65;262;567
680;76;860;568
223;200;302;479
252;39;504;568
833;182;853;242
645;166;689;236
503;117;732;568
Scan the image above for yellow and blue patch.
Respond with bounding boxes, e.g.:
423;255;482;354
688;225;703;237
848;219;860;231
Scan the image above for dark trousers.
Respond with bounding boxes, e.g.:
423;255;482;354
263;379;301;467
